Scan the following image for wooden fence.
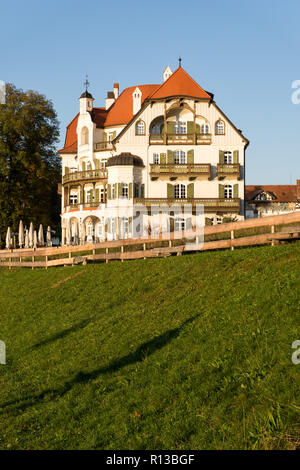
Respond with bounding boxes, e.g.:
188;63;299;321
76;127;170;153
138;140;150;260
1;211;300;269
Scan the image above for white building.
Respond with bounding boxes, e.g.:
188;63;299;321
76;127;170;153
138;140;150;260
58;64;249;244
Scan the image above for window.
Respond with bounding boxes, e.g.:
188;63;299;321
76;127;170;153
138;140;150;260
224;151;233;164
215;120;225;135
121;183;129;199
224;185;233;199
175;218;186;232
201;124;210;134
86;190;92;203
100;188;105;203
174;150;186;164
151;123;161;134
70;194;78;204
119;217;129;239
136;121;145;135
174;184;186;199
153;153;160;164
174;121;187;134
134;183;141;198
100;160;107;169
81;127;89;144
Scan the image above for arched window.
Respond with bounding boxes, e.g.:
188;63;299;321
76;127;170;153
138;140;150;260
174;150;186;164
201;124;210;134
81;127;89;144
174;184;186;199
224;151;232;164
151;123;161;134
224;184;233;199
136;120;145;135
215;120;225;135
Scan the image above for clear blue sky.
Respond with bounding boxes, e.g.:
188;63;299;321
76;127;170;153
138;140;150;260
1;0;300;184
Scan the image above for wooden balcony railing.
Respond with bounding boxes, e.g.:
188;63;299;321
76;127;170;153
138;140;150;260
217;163;240;178
63;169;108;184
94;141;114;151
150;163;211;177
149;133;212;145
134;198;240;212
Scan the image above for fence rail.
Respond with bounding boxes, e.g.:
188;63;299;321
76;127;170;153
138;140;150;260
1;212;300;268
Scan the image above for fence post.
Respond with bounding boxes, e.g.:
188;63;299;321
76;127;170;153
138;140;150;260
143;243;146;260
121;245;124;262
231;230;234;251
46;255;48;269
32;255;34;269
106;248;109;263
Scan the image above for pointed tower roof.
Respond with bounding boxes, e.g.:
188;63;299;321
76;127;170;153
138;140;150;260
149;66;211;101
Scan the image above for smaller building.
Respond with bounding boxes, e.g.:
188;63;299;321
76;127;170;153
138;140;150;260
245;180;300;218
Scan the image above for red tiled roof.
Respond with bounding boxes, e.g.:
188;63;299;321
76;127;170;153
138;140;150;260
245;185;298;202
104;84;160;127
58;113;79;153
149;67;211;101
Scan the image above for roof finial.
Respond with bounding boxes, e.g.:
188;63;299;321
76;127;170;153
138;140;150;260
84;73;90;92
178;57;182;68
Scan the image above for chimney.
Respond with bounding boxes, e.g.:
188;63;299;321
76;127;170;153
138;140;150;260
132;87;142;115
113;83;119;99
163;66;172;82
105;91;115;110
297;179;300;199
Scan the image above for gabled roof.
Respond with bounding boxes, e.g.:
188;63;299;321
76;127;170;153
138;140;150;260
149;66;211;101
58;113;79;154
104;84;160;127
245;185;298;203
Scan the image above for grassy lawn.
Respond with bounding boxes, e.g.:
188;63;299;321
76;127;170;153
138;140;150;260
0;242;299;450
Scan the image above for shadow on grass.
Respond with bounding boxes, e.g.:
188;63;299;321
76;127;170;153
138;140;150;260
31;318;94;350
0;314;199;414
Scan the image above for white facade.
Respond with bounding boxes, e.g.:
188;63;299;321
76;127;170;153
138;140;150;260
59;67;249;244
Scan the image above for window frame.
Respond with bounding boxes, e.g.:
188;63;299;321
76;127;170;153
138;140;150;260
174;150;186;164
174;121;187;135
135;120;145;135
121;183;129;199
224;151;233;164
174;184;186;199
153;153;160;164
224;184;233;199
215;120;225;135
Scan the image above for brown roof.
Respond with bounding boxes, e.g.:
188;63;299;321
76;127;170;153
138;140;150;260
245;185;298;202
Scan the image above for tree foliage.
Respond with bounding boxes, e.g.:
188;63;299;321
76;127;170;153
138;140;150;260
0;84;61;245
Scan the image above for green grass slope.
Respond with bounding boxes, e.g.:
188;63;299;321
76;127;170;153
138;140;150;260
0;243;300;450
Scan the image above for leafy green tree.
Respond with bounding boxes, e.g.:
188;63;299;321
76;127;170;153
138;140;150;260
0;84;61;246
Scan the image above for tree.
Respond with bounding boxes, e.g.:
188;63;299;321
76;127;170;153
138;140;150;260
0;84;61;246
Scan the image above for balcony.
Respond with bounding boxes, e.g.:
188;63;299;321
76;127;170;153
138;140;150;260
217;163;240;179
94;141;115;152
149;133;212;145
150;163;211;179
63;169;108;184
133;198;240;213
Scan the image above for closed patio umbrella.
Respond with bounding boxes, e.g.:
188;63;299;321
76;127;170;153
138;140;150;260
38;224;44;247
66;219;71;245
25;229;29;249
46;226;52;247
18;220;24;248
74;220;79;245
29;222;34;248
5;227;11;249
33;230;38;249
80;222;86;245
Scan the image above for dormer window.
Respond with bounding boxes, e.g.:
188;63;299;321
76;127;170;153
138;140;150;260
215;120;225;135
136;120;145;135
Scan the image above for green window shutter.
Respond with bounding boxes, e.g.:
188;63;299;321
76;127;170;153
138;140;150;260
233;184;239;198
107;184;111;199
82;161;86;171
167;121;174;134
170;217;174;232
187;183;194;198
129;182;132;199
113;131;116;139
64;166;69;175
219;184;224;198
196;123;200;134
103;133;107;142
141;184;145;198
160;153;166;164
167;183;173;198
233;150;239;163
117;183;121;198
160;123;164;135
219;151;224;164
114;183;117;198
187;121;194;134
167;150;173;164
89;189;93;202
187;150;194;164
95;188;99;202
95;159;100;169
